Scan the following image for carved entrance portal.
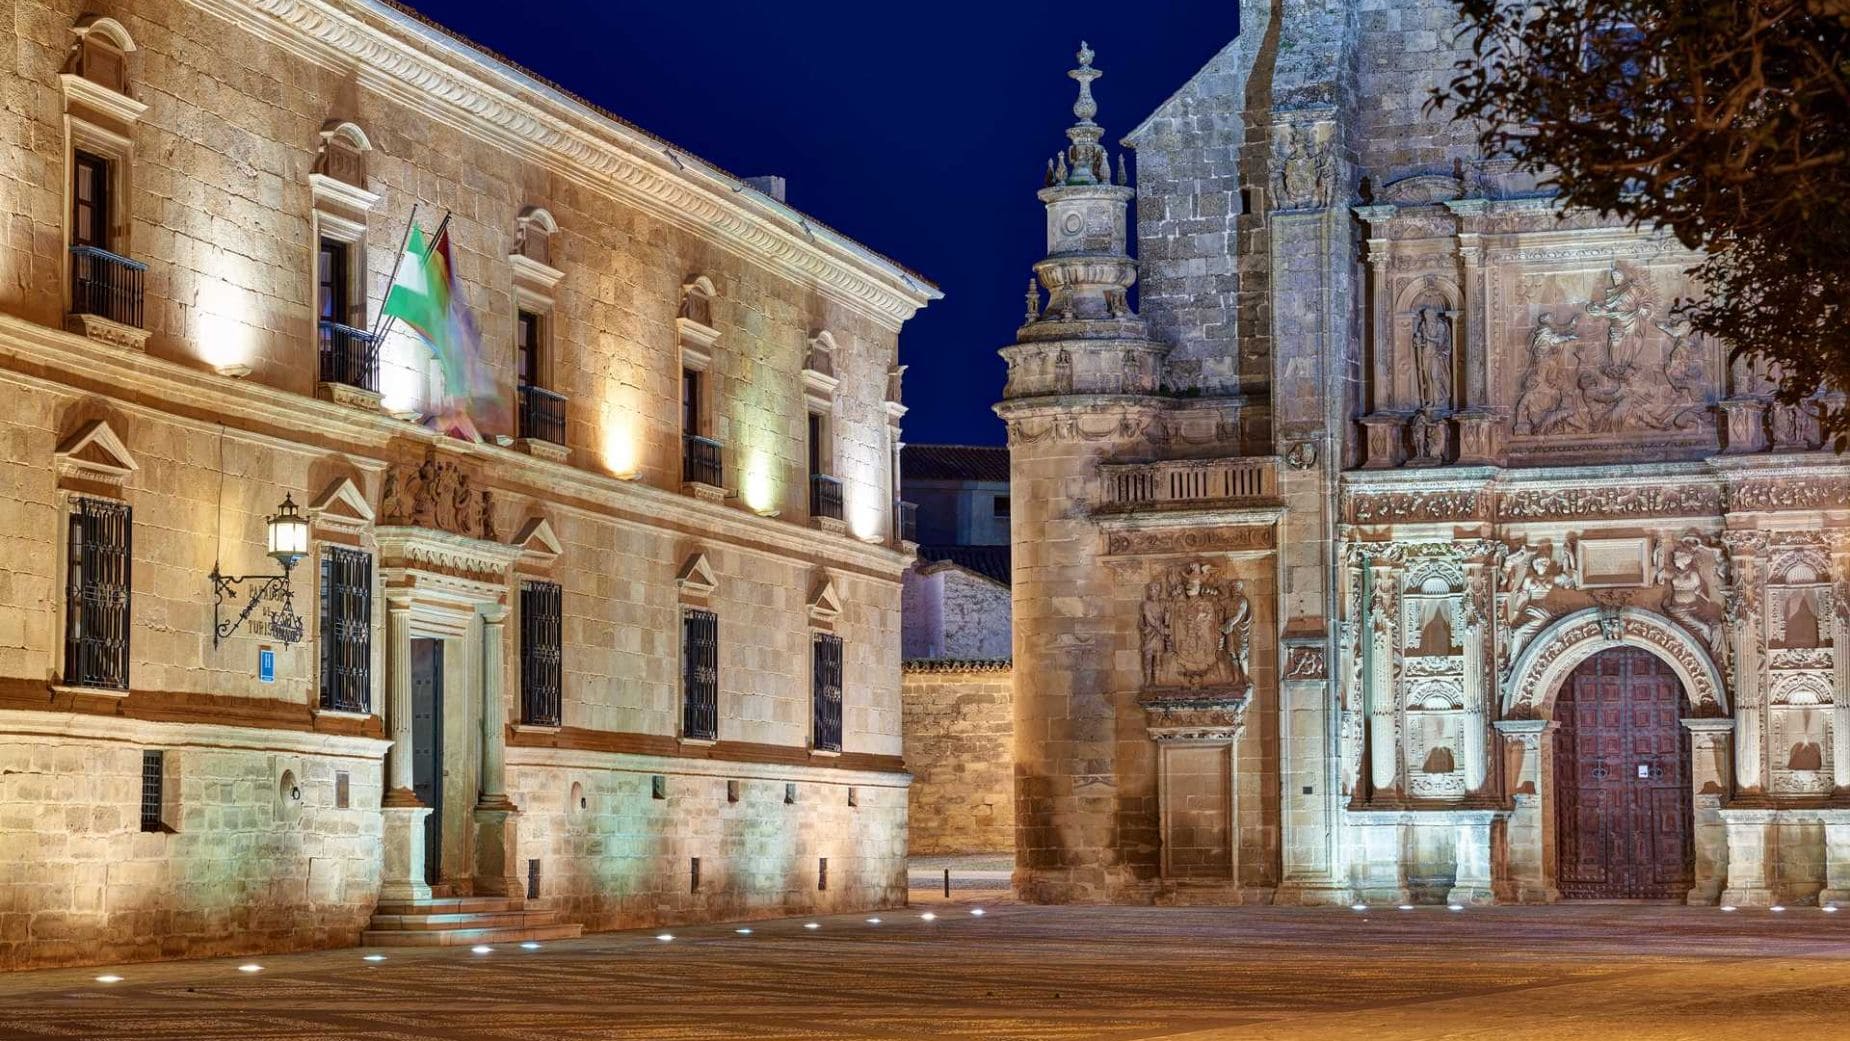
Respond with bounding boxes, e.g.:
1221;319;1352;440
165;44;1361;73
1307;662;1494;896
1555;648;1694;900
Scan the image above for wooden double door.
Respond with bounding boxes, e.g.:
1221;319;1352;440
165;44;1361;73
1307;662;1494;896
1554;647;1694;900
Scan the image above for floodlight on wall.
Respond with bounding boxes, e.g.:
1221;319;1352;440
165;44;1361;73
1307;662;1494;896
209;493;308;647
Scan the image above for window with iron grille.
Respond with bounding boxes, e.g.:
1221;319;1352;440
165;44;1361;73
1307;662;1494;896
139;749;164;833
681;608;719;741
520;580;563;727
812;632;843;752
319;547;373;713
65;497;131;691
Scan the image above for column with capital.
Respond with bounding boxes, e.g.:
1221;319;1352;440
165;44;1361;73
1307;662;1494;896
1724;532;1768;794
379;593;432;903
1682;718;1734;904
474;602;523;899
1494;719;1559;903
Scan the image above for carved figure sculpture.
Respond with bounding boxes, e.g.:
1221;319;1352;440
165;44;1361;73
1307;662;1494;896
1502;542;1575;666
1655;533;1727;658
1221;579;1253;690
1275;127;1332;210
1408;406;1447;465
1512;314;1580;435
1140;580;1168;688
1140;563;1255;695
1586;268;1650;369
1412;305;1453;411
1655;317;1704;406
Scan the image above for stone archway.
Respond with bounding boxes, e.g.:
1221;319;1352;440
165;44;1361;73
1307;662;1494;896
1494;607;1734;904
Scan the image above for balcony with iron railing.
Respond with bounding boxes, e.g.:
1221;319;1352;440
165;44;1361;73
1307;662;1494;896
1098;456;1281;511
68;245;145;332
682;434;724;491
317;319;379;394
518;383;567;446
894;500;919;544
809;474;844;524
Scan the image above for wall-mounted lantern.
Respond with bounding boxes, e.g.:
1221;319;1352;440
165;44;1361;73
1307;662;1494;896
210;494;308;647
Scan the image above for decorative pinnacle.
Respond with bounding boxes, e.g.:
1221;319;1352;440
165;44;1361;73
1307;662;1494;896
1059;41;1106;186
1070;42;1100;125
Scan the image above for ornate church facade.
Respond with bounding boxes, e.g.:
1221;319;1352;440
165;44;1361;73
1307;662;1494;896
999;3;1850;906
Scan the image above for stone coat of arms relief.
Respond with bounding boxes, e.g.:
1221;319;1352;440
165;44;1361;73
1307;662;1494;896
1139;562;1254;698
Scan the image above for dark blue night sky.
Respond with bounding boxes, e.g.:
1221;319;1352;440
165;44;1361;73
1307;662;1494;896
402;1;1236;445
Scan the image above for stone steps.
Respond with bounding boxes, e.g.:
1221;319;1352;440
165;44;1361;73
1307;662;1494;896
363;896;583;947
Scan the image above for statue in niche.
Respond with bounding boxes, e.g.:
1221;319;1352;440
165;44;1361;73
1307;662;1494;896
1502;540;1578;667
1412;305;1454;411
1140;563;1254;695
1654;532;1727;658
1511;314;1580;435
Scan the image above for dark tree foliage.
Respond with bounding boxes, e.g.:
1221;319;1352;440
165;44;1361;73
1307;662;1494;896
1436;1;1850;443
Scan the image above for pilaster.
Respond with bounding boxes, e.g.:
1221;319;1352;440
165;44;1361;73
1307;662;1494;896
1494;719;1559;903
1682;717;1734;905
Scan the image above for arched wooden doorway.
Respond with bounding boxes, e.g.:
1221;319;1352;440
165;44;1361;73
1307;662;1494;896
1554;647;1694;900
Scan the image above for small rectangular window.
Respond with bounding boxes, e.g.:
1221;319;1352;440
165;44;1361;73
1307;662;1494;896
812;633;843;753
726;779;741;803
516;309;543;389
527;858;542;900
681;368;703;437
807;412;826;477
817;856;828;891
319;548;373;713
317;237;350;324
72;150;111;250
690;856;702;892
651;774;667;800
65;496;131;691
682;608;719;741
784;782;797;806
335;771;351;809
519;580;563;727
139;750;164;833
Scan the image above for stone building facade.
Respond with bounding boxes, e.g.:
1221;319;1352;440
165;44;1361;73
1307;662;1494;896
0;0;935;968
999;7;1850;907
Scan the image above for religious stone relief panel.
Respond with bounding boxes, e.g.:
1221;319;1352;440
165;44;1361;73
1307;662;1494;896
1499;262;1722;462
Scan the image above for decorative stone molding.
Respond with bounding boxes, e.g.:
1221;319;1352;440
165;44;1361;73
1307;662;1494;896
220;0;937;327
675;551;718;598
374;525;520;587
1346;487;1486;525
54;419;138;492
63;313;151;352
901;658;1011;673
1727;476;1850;513
1138;689;1250;742
806;575;843;625
1498;483;1724;521
307;475;374;537
510;516;562;572
1103;524;1275;557
1503;606;1729;718
1283;643;1328;681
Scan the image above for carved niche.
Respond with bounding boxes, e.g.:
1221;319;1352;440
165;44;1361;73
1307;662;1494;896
1763;546;1837;795
379;448;500;542
1401;558;1469;799
1137;561;1254;698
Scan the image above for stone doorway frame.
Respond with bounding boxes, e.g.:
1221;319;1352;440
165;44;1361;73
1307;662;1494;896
1494;607;1733;905
375;526;522;904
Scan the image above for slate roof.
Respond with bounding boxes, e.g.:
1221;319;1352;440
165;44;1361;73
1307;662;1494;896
903;444;1010;483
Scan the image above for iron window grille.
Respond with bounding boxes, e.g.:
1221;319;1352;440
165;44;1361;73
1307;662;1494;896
812;632;844;752
682;608;719;741
518;383;567;445
520;580;563;727
809;474;844;521
318;319;379;392
319;547;373;713
69;245;145;329
65;497;131;691
682;434;723;488
139;750;164;833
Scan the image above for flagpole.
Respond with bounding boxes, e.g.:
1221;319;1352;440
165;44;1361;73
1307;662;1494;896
369;201;420;346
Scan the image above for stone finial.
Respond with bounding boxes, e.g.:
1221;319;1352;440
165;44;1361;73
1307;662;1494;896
1024;279;1042;322
1115;154;1128;186
1044;159;1057;188
1060;41;1106;186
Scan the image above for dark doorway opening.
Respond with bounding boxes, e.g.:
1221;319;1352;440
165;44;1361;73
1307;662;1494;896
1554;646;1694;900
411;637;445;887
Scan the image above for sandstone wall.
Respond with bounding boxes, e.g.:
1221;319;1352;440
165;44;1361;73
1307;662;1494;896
900;662;1013;856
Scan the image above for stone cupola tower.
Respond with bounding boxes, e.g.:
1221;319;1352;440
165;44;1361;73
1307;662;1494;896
995;44;1168;903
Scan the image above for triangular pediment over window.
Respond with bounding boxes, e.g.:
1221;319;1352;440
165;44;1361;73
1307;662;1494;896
55;419;138;490
808;576;843;624
512;516;563;570
308;476;374;536
676;551;718;598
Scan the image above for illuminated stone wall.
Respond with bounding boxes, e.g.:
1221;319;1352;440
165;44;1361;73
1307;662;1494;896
0;0;933;967
900;662;1014;855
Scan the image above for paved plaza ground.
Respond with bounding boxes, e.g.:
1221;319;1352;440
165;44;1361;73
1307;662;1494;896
2;890;1849;1040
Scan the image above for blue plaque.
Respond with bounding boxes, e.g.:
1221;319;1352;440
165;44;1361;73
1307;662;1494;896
259;647;276;684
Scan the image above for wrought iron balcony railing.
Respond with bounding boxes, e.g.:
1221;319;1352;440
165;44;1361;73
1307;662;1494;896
69;245;146;329
809;474;844;521
518;383;567;446
682;434;723;488
317;319;379;393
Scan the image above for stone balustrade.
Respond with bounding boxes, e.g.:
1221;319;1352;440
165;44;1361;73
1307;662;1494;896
1099;456;1279;509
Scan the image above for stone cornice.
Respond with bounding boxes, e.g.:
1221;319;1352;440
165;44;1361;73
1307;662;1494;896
197;0;939;331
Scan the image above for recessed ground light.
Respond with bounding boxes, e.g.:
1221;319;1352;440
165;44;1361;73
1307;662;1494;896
362;954;387;963
735;928;753;935
1447;905;1464;912
1721;906;1738;912
94;975;123;984
803;922;820;930
519;942;542;950
1771;905;1787;912
471;945;493;954
1825;906;1840;913
237;964;263;973
1350;903;1368;912
866;917;882;924
1397;905;1413;911
920;912;938;921
970;909;986;917
655;934;675;942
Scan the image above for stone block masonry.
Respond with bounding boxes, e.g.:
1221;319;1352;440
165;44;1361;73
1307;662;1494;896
901;661;1014;856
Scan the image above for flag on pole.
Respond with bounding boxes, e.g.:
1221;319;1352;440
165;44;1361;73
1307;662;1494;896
381;216;508;441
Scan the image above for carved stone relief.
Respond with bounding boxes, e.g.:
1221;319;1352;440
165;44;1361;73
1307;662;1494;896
380;448;499;542
1272;123;1334;211
1138;562;1254;697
